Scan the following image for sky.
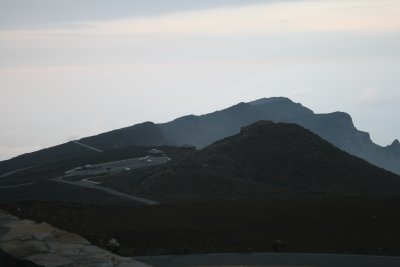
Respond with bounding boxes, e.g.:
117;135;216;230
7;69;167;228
0;0;399;161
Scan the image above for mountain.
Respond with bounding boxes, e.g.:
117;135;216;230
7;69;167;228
110;121;400;197
159;97;400;174
159;97;314;148
1;97;399;175
0;122;168;175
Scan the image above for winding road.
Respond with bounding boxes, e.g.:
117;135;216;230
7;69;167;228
0;182;36;189
1;156;168;205
51;156;170;205
73;140;103;152
52;175;159;205
0;167;32;178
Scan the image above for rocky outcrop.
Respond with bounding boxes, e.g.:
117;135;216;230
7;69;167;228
0;209;151;267
389;139;400;153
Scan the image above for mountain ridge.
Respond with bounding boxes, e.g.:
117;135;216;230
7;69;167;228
1;97;399;175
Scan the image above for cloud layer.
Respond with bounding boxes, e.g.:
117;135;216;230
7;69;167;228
2;0;400;39
0;0;399;160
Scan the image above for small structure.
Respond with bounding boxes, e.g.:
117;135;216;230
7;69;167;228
147;149;164;155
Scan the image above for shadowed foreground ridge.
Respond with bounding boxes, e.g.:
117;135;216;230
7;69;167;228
129;121;400;197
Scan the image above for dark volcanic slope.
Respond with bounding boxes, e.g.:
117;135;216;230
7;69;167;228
131;121;400;197
0;145;194;187
0;142;97;175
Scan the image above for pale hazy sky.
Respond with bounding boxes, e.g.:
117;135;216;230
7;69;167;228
0;0;399;161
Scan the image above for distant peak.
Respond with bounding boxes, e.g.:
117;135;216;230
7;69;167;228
388;139;400;154
248;97;292;106
391;139;400;147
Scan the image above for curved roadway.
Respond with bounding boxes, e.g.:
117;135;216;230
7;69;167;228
52;175;159;205
1;156;168;205
51;156;170;205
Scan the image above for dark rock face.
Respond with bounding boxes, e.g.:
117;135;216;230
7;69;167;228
130;121;400;197
1;97;399;175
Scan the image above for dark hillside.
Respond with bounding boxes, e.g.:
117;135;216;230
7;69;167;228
0;142;97;175
0;145;194;187
0;122;167;175
126;121;400;198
